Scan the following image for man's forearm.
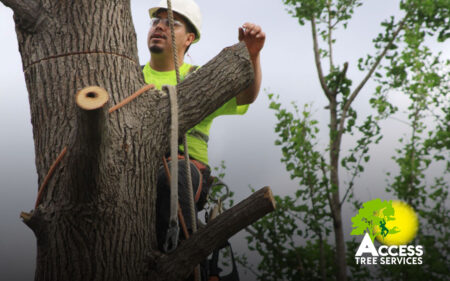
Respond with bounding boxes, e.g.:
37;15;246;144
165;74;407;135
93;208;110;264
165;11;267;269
236;54;261;105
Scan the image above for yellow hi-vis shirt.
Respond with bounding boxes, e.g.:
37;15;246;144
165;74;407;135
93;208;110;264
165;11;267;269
143;62;249;165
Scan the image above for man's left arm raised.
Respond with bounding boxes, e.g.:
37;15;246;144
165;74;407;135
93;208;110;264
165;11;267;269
236;22;266;106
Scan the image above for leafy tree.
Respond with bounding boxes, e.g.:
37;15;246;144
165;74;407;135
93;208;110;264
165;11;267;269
241;0;448;280
375;19;449;280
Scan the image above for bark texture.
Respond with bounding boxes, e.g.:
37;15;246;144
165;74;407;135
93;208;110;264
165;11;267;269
150;187;276;281
1;0;43;32
5;1;258;280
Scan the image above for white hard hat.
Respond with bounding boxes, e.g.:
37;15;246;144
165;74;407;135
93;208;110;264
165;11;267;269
149;0;202;43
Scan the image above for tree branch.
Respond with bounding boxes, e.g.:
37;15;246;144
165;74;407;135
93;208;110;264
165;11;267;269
67;86;109;201
327;0;334;72
319;157;334;214
340;151;365;207
337;14;409;135
1;0;44;32
332;62;348;96
173;42;254;135
311;16;333;100
150;186;276;281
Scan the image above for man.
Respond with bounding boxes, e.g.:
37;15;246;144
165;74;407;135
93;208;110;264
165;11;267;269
143;0;265;252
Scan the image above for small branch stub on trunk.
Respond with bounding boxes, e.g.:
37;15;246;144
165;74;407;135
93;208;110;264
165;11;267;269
76;86;109;110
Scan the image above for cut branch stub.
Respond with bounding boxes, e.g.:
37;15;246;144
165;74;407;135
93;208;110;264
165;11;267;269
20;211;32;222
151;186;276;281
76;86;109;110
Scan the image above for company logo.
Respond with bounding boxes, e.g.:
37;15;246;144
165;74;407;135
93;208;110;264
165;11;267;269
350;199;422;265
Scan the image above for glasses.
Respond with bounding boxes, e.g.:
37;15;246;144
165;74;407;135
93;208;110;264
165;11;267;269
151;17;183;28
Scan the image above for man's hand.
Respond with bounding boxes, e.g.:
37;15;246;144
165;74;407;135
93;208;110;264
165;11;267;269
235;23;265;105
239;23;265;60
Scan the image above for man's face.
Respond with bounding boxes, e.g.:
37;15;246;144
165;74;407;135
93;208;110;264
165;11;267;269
147;10;194;55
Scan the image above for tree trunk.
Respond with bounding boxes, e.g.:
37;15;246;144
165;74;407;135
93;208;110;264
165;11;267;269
318;233;326;281
3;1;263;280
329;100;348;281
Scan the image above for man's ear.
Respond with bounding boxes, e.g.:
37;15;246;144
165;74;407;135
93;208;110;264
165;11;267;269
185;33;195;47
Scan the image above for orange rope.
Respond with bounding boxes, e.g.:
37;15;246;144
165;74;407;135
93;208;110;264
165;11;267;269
109;84;155;113
162;157;190;239
35;146;68;208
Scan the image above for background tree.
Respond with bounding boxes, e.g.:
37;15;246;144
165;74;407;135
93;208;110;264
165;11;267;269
376;25;449;280
0;0;275;280
239;0;448;280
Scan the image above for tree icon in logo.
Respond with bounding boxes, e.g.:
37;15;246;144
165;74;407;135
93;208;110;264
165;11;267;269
350;199;400;242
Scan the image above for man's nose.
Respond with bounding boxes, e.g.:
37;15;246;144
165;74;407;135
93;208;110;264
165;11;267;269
155;20;167;30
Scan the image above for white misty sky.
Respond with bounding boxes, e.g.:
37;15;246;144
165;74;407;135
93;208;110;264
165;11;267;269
0;1;448;280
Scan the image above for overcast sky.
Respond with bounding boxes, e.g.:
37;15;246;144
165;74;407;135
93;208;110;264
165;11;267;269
0;0;448;280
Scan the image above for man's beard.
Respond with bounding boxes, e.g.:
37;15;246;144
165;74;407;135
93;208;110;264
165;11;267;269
149;45;163;54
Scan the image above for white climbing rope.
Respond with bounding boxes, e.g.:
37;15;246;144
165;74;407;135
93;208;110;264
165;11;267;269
166;0;197;234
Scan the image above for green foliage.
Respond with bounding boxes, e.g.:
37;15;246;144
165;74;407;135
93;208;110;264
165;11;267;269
270;96;332;236
377;25;449;280
283;0;362;29
401;0;450;42
345;240;372;280
240;1;449;280
207;161;235;211
241;195;338;280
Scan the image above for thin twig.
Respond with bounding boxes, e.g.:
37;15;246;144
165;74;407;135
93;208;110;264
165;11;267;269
338;14;409;135
340;150;365;207
388;116;410;126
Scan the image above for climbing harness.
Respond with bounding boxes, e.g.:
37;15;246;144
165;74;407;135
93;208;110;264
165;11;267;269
208;242;241;281
207;178;231;221
206;178;241;281
188;128;209;143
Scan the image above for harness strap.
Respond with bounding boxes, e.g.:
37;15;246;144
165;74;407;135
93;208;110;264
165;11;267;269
168;154;205;203
162;84;179;253
189;128;209;143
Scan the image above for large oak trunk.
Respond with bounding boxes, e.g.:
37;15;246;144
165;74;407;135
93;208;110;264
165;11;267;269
1;1;269;280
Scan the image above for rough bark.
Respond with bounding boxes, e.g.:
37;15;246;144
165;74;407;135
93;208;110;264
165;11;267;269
1;0;44;32
150;187;276;281
4;1;259;280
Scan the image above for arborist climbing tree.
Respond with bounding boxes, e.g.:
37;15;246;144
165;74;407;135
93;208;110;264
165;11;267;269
145;0;265;279
1;0;273;279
